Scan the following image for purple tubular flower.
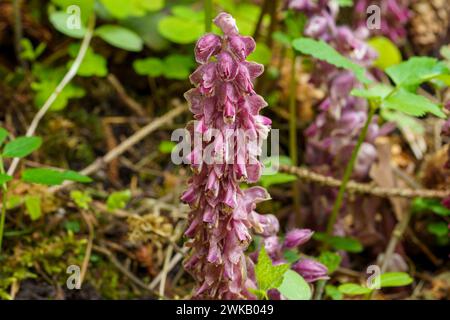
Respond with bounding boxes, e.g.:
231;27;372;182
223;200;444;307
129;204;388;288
283;229;314;249
182;13;274;299
292;259;329;283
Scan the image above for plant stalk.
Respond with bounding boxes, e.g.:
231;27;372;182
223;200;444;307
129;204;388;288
326;104;377;235
204;0;213;32
0;158;8;255
289;51;301;223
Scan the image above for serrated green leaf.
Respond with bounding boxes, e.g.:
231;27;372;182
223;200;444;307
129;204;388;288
0;127;8;146
255;245;290;292
338;283;372;295
292;38;371;84
382;89;446;118
379;272;413;288
95;25;143;52
278;270;312;300
3;136;42;158
0;173;12;185
368;36;402;70
350;84;392;100
325;285;343;300
314;233;363;253
427;222;449;237
21;168;92;186
107;190;131;211
133;58;164;77
25;195;42;221
318;251;342;273
386;57;449;88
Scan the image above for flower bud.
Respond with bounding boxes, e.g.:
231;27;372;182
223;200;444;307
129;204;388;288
195;33;221;64
283;229;314;248
292;259;329;283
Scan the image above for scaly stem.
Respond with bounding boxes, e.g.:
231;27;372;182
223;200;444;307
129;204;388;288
326;104;377;236
0;158;8;255
289;51;301;222
204;0;213;32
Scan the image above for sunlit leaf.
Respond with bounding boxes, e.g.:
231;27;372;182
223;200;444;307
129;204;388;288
95;25;143;52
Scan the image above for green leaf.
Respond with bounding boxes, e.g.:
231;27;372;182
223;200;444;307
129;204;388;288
21;168;92;186
0;127;8;146
99;0;164;19
427;222;449;237
292;38;371;84
25;195;42;221
412;198;450;216
283;249;301;263
314;233;363;253
318;251;342;274
163;54;195;80
68;44;108;77
368;36;402;70
106;190;131;211
64;220;80;233
158;16;204;44
260;156;297;188
350;84;392;100
70;190;92;210
133;58;164;77
158;141;176;154
338;283;372;295
379;272;413;288
0;173;12;185
31;64;86;111
381;110;425;135
248;42;272;65
325;285;343;300
382;89;446;118
95;25;143;52
386;57;449;88
51;0;95;24
255;245;290;292
3;136;42;158
278;270;312;300
49;11;86;39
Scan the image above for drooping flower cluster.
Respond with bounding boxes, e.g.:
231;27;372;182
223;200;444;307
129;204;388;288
353;0;410;44
182;13;275;299
289;1;393;237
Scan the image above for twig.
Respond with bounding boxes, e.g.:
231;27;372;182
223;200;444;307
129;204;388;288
279;164;450;199
49;101;188;192
7;15;96;177
93;244;161;297
107;74;146;117
148;249;188;290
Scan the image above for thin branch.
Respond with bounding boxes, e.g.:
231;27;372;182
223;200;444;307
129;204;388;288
107;74;147;117
279;164;450;199
7;15;96;177
49;101;188;192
